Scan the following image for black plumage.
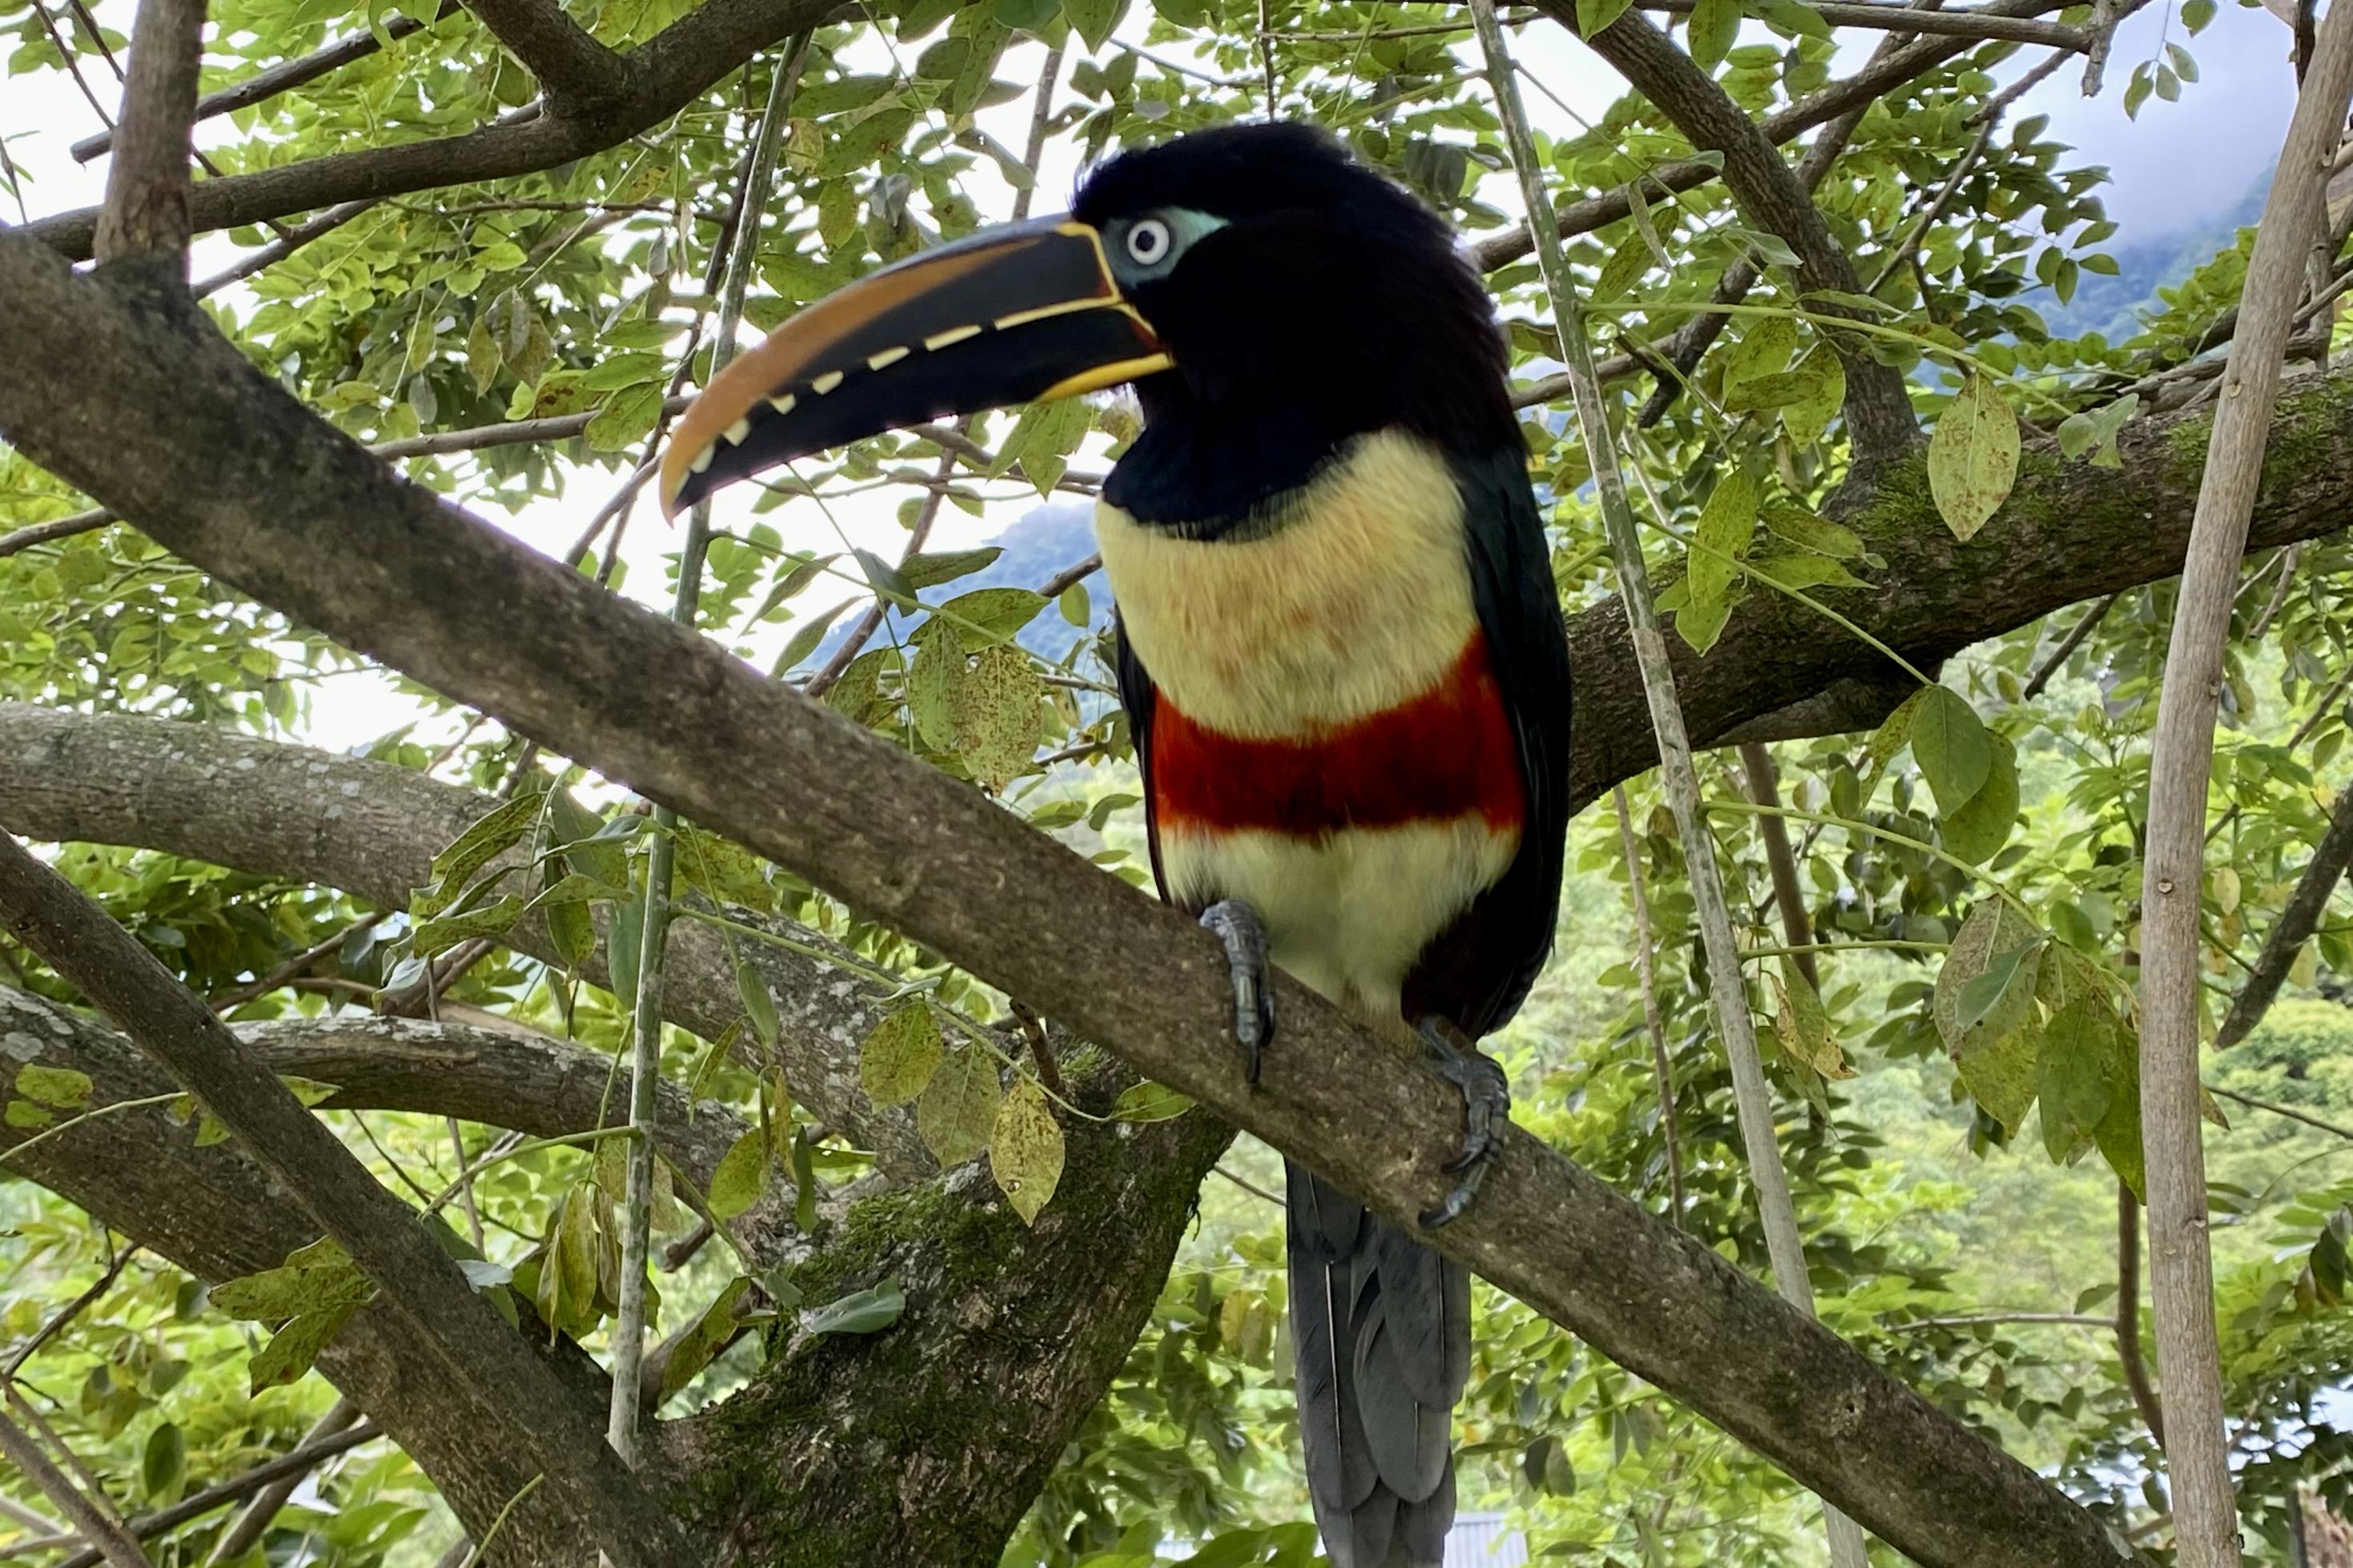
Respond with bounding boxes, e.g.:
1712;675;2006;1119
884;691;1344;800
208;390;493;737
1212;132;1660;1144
1082;126;1572;1568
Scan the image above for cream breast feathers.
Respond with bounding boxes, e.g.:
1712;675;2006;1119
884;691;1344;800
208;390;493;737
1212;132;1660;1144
1093;428;1480;742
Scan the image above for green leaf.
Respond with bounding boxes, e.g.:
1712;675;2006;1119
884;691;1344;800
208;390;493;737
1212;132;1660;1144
1926;372;2020;541
736;956;781;1049
143;1422;184;1502
409;895;527;960
4;1100;50;1130
1686;0;1739;69
1941;732;2019;864
1058;582;1091;627
1779;350;1845;447
1066;0;1126;47
1685;467;1757;616
1864;686;1929;783
660;1277;754;1399
933;587;1047;648
801;1274;905;1336
1576;0;1634;37
1910;685;1992;814
416;794;542;919
918;1044;1001;1168
901;547;1002;589
609;891;644;1013
1959;1010;2042;1133
1769;966;1853;1080
1934;900;2044;1063
859;1004;945;1108
708;1126;773;1220
2039;997;2119;1162
2096;1017;2146;1199
14;1064;91;1109
585;383;665;453
773;601;847;677
1723;315;1797;400
1110;1081;1195;1122
249;1300;363;1393
990;1078;1065;1224
1591;232;1649;303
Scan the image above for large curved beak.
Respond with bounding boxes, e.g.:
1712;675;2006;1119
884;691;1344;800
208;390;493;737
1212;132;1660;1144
658;219;1169;517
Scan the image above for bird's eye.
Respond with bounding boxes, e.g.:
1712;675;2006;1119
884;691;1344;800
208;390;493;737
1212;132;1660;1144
1125;219;1172;266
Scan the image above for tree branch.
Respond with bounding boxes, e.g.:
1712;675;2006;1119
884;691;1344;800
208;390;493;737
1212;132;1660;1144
1637;0;2086;46
0;836;693;1568
0;213;2172;1568
70;2;460;162
24;0;869;262
202;1399;362;1566
2135;15;2353;1566
1555;6;1921;467
90;0;207;269
0;1402;151;1568
1468;0;2070;272
2214;784;2353;1049
0;701;930;1174
461;0;628;108
52;1421;382;1568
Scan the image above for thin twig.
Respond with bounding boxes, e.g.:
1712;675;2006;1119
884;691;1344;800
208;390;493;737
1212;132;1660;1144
199;1399;363;1566
1469;6;1864;1558
611;34;809;1467
1640;0;2085;43
2214;785;2353;1049
2117;1182;2166;1447
2022;592;2117;700
1614;786;1686;1226
0;1397;150;1568
2;1241;140;1381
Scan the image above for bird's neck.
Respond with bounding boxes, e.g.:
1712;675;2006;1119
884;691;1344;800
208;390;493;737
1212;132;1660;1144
1102;379;1362;540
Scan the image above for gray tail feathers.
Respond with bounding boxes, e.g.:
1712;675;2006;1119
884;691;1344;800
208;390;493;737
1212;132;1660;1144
1286;1160;1471;1568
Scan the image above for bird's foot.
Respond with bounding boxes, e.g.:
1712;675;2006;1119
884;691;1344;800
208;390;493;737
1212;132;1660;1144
1415;1016;1510;1230
1199;899;1275;1085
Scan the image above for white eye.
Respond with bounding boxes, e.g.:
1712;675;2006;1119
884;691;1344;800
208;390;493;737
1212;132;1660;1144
1125;219;1172;266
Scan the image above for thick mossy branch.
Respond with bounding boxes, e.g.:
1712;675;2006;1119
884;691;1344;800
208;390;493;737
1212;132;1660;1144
672;1064;1233;1568
0;702;932;1174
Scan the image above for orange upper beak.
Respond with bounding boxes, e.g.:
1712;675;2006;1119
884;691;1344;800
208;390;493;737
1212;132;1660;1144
659;219;1171;517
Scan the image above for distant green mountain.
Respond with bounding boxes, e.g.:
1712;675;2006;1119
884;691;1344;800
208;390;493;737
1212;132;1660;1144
2034;165;2270;344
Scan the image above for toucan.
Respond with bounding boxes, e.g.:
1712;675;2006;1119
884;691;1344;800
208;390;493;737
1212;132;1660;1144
659;122;1572;1568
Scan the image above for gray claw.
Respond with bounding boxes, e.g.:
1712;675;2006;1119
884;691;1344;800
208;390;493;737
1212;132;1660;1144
1199;899;1275;1085
1416;1017;1510;1230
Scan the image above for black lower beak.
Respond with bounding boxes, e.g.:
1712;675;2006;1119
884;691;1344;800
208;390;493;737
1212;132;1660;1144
660;219;1169;516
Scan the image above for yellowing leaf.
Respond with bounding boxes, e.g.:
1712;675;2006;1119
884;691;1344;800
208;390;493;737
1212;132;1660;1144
990;1078;1065;1225
1927;373;2020;541
950;644;1044;789
1933;900;2044;1057
708;1126;773;1220
859;1004;945;1109
918;1044;1001;1168
14;1064;90;1109
1769;966;1853;1081
1685;467;1757;616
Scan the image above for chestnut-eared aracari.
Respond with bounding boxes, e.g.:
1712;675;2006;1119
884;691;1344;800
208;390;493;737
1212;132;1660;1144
660;122;1572;1568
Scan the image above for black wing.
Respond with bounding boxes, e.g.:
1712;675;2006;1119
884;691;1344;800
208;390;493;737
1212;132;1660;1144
1400;444;1575;1041
1110;611;1173;905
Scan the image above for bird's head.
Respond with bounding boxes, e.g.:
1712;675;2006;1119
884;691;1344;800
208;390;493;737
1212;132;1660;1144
659;121;1510;519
